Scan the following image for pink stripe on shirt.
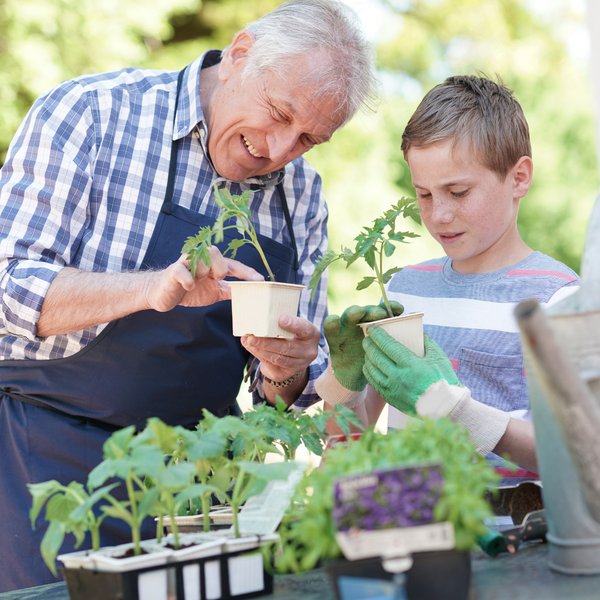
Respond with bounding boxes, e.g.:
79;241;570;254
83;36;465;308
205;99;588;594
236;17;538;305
506;269;577;282
405;264;444;272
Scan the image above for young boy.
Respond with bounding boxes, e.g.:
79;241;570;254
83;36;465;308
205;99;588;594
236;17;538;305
316;75;579;477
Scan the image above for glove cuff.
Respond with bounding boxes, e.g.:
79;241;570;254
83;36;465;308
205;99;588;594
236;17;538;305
448;391;511;456
315;364;367;409
415;380;467;418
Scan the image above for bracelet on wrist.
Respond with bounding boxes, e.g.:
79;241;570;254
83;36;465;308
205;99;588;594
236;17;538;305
262;371;304;389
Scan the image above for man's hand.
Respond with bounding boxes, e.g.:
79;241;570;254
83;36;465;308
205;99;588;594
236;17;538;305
241;315;320;385
363;327;460;415
145;247;263;312
324;302;404;391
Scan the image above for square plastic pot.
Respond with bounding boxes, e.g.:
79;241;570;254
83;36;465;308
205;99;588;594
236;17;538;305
60;545;273;600
227;281;304;338
359;312;424;356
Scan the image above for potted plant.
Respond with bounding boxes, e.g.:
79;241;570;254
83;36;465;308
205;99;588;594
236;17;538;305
29;402;361;600
182;185;304;338
28;415;299;600
270;417;499;600
308;197;424;352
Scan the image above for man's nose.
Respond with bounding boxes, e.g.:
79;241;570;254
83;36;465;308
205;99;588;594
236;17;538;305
267;129;300;163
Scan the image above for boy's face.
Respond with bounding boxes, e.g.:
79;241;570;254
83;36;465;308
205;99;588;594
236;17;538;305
406;139;532;274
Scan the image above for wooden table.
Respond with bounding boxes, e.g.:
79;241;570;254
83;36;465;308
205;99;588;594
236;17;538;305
2;542;599;599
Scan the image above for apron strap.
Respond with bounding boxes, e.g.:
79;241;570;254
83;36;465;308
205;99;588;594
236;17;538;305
163;68;187;212
276;182;299;271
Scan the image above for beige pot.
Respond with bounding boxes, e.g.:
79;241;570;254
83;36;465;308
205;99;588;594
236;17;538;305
227;281;305;338
359;312;425;357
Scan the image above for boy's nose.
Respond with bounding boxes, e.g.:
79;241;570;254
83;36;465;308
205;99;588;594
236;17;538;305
430;198;454;224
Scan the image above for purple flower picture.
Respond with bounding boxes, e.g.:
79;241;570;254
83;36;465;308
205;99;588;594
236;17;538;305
333;463;444;532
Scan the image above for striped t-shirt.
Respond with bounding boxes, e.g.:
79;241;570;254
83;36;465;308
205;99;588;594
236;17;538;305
385;251;579;481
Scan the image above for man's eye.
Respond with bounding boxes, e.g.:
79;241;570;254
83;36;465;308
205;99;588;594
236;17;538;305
301;134;317;147
272;108;290;123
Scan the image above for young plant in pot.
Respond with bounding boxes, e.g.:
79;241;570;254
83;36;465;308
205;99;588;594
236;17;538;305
308;197;424;352
182;184;304;339
29;416;298;600
270;417;499;600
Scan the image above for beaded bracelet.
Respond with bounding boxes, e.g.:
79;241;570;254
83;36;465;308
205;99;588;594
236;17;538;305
262;371;304;389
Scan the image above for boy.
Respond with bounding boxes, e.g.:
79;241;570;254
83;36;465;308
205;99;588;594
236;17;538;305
316;75;579;476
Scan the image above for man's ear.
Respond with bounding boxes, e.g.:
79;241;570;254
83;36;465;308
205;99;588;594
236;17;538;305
219;31;255;80
512;155;533;199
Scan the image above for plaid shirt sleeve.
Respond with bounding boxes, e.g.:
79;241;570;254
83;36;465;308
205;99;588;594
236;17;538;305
0;81;96;347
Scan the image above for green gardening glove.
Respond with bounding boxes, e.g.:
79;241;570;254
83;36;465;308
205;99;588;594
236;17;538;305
362;327;460;415
324;301;404;391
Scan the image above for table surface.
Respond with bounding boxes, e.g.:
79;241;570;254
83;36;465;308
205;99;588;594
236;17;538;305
2;542;600;600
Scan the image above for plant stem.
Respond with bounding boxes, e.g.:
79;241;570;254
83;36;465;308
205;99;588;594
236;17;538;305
90;525;101;551
230;475;246;538
238;214;276;281
126;475;141;556
201;494;211;533
375;245;393;317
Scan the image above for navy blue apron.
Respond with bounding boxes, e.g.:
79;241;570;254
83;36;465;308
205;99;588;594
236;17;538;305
0;69;299;592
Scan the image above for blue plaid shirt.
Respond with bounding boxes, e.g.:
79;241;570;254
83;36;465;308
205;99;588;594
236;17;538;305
0;52;329;408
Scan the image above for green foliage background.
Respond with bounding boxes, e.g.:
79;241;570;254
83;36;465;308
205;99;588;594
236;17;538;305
1;0;598;315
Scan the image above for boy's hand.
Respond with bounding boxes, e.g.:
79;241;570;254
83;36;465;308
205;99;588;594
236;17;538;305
364;327;512;457
363;328;461;415
324;302;403;391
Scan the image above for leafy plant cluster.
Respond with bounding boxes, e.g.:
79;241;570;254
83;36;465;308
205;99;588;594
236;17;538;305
308;197;421;318
271;418;499;574
182;185;276;281
29;400;361;575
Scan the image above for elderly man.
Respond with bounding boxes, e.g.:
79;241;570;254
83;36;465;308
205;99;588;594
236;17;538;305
0;0;376;590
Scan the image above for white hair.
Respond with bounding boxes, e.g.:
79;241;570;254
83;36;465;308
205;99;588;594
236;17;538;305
229;0;377;125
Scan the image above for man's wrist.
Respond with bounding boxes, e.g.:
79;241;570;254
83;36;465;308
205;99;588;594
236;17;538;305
262;371;304;389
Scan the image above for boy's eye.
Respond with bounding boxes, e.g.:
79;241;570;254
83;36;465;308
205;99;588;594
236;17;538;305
451;189;468;198
417;191;432;200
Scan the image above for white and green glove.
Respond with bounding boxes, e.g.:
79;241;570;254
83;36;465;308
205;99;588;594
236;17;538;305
324;302;404;391
362;327;510;456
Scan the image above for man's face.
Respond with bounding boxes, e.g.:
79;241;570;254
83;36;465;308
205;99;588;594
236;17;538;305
406;139;531;274
205;32;343;182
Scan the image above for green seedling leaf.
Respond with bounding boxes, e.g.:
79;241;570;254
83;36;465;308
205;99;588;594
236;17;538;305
308;196;420;311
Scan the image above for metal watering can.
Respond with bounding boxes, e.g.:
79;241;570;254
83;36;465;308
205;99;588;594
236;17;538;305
515;195;600;574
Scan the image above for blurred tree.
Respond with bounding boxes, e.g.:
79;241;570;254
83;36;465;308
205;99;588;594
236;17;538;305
0;0;596;300
0;0;278;164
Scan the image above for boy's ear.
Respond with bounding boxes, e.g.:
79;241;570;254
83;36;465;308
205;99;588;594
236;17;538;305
512;156;533;199
219;31;255;80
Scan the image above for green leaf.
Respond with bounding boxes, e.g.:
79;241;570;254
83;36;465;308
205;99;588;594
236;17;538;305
28;480;63;527
175;484;228;508
308;250;340;298
356;276;376;290
40;521;67;576
382;267;401;283
102;426;136;460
